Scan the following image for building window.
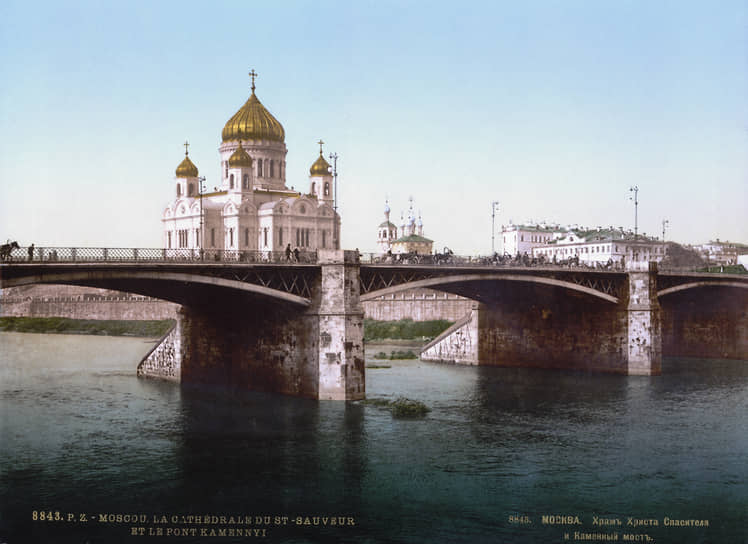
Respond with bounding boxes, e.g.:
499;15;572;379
322;230;326;248
324;182;330;196
176;184;181;197
257;159;263;177
195;228;200;247
296;228;300;246
270;160;274;178
188;183;194;196
229;174;234;189
211;228;215;247
167;231;172;248
311;182;316;194
278;227;283;246
263;228;268;247
229;228;234;247
245;228;249;247
243;174;249;189
224;161;228;178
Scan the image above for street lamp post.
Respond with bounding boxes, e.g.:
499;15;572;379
328;152;339;249
198;176;206;259
329;152;339;213
491;201;499;254
629;186;639;239
661;219;669;243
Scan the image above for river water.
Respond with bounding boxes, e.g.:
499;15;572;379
0;332;746;543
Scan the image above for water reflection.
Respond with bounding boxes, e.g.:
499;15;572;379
0;333;746;543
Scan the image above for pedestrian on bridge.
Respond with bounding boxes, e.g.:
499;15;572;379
285;244;292;261
27;243;34;261
293;247;300;262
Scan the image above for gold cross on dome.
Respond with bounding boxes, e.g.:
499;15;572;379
249;69;258;92
317;139;324;154
183;140;190;155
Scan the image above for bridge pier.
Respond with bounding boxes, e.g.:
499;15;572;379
424;267;662;375
625;264;662;375
138;250;365;400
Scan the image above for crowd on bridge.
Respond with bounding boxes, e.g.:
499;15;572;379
365;248;625;270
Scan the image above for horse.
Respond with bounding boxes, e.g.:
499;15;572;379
0;241;19;261
433;247;454;265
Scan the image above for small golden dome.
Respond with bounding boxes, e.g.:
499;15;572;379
176;152;199;178
228;141;253;168
310;141;331;176
222;91;285;143
310;152;331;176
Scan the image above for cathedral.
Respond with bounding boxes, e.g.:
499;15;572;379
162;72;340;256
376;198;433;255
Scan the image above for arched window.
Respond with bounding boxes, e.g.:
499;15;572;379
311;182;316;194
243;174;249;189
176;184;181;197
244;228;249;247
257;159;263;177
229;174;234;189
188;183;194;196
270;160;274;178
224;161;228;178
324;182;330;196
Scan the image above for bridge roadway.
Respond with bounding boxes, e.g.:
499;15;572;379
1;247;746;400
1;246;745;304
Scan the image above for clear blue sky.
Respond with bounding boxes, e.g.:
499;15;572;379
1;0;745;253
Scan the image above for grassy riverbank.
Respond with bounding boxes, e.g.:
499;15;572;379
0;317;175;337
363;318;453;342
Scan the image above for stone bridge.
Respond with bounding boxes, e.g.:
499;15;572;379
1;247;746;400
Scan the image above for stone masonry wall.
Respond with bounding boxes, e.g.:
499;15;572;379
137;322;181;381
362;288;472;322
420;305;479;364
178;302;320;398
0;285;177;320
661;286;748;360
625;269;662;375
316;250;365;400
477;284;629;373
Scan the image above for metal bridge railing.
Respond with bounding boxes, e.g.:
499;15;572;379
0;245;736;274
357;252;732;273
0;246;318;265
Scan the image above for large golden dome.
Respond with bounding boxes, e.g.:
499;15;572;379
222;90;285;143
176;153;199;178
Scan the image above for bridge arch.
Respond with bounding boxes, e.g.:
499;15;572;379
658;281;748;298
2;270;311;307
361;273;619;304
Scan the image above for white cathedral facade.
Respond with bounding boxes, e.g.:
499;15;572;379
162;73;340;256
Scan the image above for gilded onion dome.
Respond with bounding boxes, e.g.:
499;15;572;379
222;90;285;143
228;141;253;167
176;152;199;178
310;150;331;176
